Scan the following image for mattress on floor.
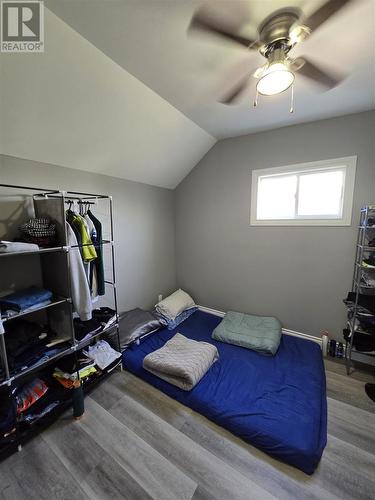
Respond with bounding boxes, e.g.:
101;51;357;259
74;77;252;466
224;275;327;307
122;310;327;475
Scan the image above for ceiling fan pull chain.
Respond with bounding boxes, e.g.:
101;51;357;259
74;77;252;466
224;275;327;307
253;88;259;108
289;83;294;113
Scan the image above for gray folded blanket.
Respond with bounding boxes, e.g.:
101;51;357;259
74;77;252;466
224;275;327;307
212;311;281;356
143;333;219;391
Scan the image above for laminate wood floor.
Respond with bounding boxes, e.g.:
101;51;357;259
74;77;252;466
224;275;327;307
1;359;374;500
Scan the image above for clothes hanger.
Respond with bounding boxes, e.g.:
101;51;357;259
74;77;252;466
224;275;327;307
65;200;74;214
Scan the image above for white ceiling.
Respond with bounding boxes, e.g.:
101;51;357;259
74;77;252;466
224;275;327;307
0;8;215;189
46;0;375;139
1;1;374;189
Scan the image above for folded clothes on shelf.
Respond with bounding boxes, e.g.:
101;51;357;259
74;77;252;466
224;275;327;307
55;353;88;374
0;388;16;441
16;378;48;414
53;366;97;388
22;402;60;424
16;375;70;425
344;292;375;315
357;313;375;329
0;286;53;313
53;352;99;389
70;308;117;344
52;377;77;390
362;259;375;269
352;332;375;352
8;340;47;372
92;307;117;330
4;319;45;358
46;334;72;348
0;241;39;253
12;344;69;374
3;318;69;374
83;340;121;370
73;317;102;341
357;324;375;335
360;272;375;288
2;300;53;320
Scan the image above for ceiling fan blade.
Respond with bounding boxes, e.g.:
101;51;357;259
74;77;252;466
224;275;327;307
219;73;251;104
188;2;259;49
189;17;258;48
292;57;343;89
302;0;353;32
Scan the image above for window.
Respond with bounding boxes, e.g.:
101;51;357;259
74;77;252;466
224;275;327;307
250;156;357;226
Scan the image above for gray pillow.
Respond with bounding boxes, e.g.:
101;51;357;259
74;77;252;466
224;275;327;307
119;308;162;348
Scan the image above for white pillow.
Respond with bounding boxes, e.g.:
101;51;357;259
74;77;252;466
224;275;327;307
156;289;196;320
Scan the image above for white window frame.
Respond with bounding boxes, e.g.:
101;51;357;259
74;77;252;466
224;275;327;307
250;156;357;226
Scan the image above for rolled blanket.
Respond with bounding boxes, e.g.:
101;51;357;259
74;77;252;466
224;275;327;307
143;333;219;391
0;241;39;253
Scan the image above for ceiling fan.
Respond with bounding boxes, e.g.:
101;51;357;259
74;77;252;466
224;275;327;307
188;0;353;105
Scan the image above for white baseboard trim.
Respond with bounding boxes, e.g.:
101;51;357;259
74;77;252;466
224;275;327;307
281;328;322;346
198;305;322;346
198;305;225;317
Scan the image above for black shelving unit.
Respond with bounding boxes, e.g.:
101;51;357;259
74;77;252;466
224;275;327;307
0;183;121;460
345;205;375;375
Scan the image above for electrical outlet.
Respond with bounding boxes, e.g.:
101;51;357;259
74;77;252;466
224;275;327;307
158;294;163;302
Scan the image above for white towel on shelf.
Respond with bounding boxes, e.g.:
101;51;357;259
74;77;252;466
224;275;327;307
0;241;39;253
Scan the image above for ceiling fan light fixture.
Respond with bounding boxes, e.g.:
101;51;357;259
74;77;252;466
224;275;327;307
256;62;295;96
289;24;311;45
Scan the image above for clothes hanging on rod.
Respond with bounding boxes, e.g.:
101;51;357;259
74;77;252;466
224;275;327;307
0;312;4;335
65;201;105;298
66;211;97;263
87;209;105;296
83;213;99;298
66;223;92;321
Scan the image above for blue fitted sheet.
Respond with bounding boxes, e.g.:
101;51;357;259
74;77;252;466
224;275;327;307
122;310;327;474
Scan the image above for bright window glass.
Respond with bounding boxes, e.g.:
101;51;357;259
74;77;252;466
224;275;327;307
250;157;356;226
297;170;344;217
257;174;297;219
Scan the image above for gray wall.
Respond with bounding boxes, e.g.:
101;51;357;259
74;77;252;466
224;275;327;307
175;111;375;340
2;111;374;339
0;154;176;312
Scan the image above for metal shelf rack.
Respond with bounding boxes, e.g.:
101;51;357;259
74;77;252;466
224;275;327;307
0;183;121;459
345;205;375;375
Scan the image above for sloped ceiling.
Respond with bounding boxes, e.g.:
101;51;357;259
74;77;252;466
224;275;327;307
0;8;215;189
1;1;374;188
46;0;375;139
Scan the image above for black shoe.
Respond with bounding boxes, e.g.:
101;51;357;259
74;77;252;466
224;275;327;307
365;383;375;402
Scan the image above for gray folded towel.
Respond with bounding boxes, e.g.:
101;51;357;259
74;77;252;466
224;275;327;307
143;333;219;391
0;241;39;253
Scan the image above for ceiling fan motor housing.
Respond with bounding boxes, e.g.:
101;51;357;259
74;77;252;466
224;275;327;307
265;45;290;66
258;9;300;56
188;0;349;104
